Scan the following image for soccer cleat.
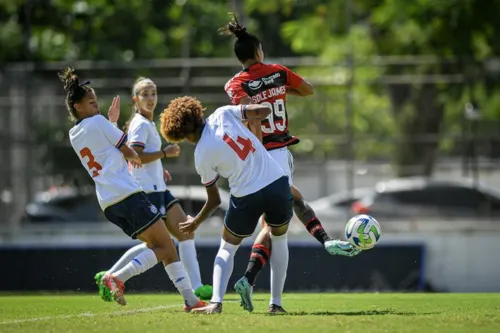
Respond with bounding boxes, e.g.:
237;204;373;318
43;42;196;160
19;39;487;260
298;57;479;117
324;239;361;257
268;304;286;314
190;302;222;314
234;276;254;312
94;271;112;302
194;285;213;301
102;274;126;306
182;299;207;313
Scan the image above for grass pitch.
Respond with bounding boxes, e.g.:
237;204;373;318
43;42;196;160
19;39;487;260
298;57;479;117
0;293;499;332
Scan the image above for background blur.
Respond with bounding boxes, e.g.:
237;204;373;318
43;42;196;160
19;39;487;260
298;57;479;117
1;0;500;293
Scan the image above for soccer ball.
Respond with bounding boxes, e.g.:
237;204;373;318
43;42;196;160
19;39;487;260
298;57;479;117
345;214;381;250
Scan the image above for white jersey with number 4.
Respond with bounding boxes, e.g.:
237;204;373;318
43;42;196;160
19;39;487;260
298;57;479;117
127;113;167;193
69;114;141;210
194;105;285;197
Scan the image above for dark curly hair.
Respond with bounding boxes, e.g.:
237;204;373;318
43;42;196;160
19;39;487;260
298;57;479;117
219;13;261;63
57;67;93;121
160;96;206;143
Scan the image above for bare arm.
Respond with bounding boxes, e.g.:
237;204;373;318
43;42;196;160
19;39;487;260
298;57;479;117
244;103;272;120
131;146;164;164
239;96;264;142
119;144;142;167
193;184;222;226
288;79;314;96
130;144;180;164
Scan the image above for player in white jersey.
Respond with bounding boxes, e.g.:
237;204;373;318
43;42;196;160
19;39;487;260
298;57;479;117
94;77;212;302
59;68;206;311
159;96;293;314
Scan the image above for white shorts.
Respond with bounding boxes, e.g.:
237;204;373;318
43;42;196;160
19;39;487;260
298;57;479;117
268;147;294;186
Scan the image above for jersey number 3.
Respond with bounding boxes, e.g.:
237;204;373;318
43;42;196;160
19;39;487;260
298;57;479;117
223;134;256;161
79;147;103;178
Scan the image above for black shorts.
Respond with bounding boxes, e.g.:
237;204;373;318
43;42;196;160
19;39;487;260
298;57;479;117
224;176;293;238
147;190;179;217
104;192;162;239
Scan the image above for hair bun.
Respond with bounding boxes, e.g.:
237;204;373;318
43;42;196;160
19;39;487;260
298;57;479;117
228;23;247;39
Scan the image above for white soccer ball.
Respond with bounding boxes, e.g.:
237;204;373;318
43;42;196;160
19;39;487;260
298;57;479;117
345;214;381;250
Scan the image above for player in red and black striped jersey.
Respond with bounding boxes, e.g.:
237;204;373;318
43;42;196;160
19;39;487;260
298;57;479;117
220;14;360;314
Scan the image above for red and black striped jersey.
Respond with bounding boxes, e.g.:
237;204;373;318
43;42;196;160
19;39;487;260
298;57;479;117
224;62;304;151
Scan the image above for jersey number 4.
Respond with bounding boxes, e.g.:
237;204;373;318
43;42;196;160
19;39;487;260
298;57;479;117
79;147;103;178
223;134;256;161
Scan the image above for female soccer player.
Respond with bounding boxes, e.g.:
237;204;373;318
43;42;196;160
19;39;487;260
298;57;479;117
94;77;212;302
160;96;292;314
59;67;205;311
220;14;360;307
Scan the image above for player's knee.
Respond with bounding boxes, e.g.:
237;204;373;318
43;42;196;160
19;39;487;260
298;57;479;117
270;223;289;237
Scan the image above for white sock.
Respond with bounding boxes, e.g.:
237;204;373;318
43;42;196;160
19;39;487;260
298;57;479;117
179;239;203;290
269;233;289;306
108;243;148;274
165;261;199;306
112;248;158;283
211;239;240;303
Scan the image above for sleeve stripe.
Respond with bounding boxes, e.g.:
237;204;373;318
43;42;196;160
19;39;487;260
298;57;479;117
203;175;219;187
115;133;128;148
240;104;248;120
130;141;145;148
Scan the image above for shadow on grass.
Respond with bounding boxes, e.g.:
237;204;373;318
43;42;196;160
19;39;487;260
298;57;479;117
280;309;439;316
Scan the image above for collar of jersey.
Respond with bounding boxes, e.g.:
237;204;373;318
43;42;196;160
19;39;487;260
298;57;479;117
75;113;98;125
243;62;263;72
135;112;154;123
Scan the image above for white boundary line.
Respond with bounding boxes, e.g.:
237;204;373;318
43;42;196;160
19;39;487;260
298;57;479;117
0;303;182;325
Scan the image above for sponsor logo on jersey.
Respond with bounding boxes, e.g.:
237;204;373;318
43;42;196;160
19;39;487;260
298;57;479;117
248;80;263;90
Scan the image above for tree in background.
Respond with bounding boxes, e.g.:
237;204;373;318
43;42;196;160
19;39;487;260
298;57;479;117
247;0;500;176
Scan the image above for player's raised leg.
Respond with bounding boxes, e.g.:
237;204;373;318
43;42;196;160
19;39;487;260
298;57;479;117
102;193;204;309
94;242;148;302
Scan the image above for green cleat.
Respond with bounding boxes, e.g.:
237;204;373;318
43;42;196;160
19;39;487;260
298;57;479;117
234;277;254;312
324;239;361;257
194;285;213;301
94;271;113;302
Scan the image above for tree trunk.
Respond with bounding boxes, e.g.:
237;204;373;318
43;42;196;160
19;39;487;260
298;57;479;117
389;83;445;177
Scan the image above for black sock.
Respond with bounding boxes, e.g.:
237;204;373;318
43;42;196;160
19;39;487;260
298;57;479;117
306;218;331;245
244;244;270;286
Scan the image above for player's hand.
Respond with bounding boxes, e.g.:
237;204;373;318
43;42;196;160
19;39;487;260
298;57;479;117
163;169;172;182
324;240;361;257
163;144;181;158
108;96;120;123
128;151;142;168
179;215;199;235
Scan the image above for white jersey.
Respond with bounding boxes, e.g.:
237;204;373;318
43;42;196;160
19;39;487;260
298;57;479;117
69;114;141;210
127;113;167;193
194;105;285;197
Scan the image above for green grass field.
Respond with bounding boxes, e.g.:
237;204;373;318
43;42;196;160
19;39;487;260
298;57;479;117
1;293;499;332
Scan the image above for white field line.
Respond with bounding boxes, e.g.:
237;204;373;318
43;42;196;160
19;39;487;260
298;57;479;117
0;303;182;325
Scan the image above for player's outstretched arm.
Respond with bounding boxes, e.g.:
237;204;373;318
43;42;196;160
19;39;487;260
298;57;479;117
287;79;314;97
130;144;180;164
179;184;221;234
239;97;264;142
244;104;272;120
119;145;142;168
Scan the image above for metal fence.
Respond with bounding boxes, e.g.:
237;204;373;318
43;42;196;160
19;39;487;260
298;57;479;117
1;56;500;228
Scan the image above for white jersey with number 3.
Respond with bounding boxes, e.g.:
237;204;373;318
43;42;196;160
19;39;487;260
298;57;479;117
194;105;285;197
69;114;141;210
